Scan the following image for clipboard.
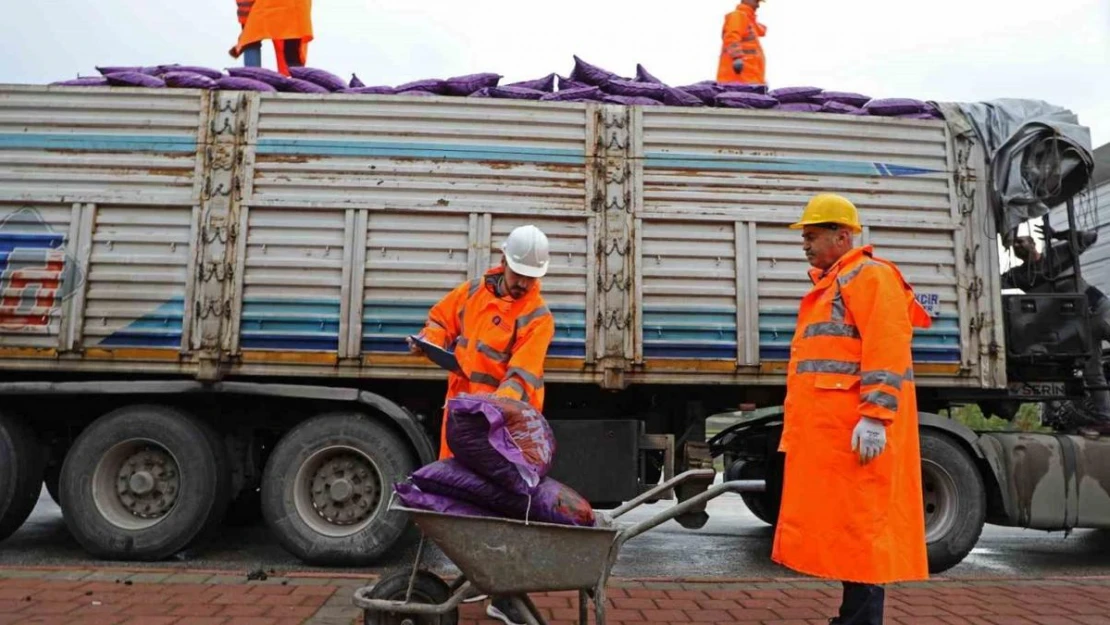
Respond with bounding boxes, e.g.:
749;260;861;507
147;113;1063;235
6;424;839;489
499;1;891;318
408;335;463;376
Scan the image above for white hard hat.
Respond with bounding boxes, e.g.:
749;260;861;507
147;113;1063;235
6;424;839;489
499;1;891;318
501;225;550;278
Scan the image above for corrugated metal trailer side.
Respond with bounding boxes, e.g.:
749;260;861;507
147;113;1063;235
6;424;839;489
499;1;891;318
0;86;1004;389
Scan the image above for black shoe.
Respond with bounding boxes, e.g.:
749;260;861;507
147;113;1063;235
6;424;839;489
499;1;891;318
487;596;526;625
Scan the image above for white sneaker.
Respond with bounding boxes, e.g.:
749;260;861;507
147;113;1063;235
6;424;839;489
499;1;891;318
486;597;527;625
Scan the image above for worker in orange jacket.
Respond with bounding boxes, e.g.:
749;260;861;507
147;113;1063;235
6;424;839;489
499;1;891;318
717;0;767;84
772;194;931;625
410;224;555;625
229;0;313;76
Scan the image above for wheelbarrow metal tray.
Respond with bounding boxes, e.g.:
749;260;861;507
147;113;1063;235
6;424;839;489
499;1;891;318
402;506;620;595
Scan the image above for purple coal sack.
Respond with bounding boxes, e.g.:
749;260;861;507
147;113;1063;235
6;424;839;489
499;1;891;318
395;79;448;95
716;81;769;94
393;481;495;518
769;86;822;103
155;65;223;80
104;72;166;88
863;97;930;117
217;76;277;92
97;65;159;77
349;74;365;88
226;67;295;89
635;64;664;85
163;72;218;90
412;459;596;527
289;67;348;91
568;55;621;86
444;73;503;96
445;394;555;494
677;82;722;105
51;76;109;87
487;86;546;100
343;86;396;95
812;91;872;108
715;91;778;109
557;75;591;91
775;102;823;113
603;78;667;100
540;86;603;102
507;73;557;93
819;101;864;115
603;94;662;106
662;87;705;107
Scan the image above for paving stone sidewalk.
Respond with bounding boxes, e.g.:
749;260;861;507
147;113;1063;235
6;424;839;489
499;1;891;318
0;566;1108;625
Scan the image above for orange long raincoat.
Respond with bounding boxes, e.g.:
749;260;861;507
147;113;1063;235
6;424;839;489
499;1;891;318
235;0;314;76
717;4;766;84
772;246;932;584
418;267;555;460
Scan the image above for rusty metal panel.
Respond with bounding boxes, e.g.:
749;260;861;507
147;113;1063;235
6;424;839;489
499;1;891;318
362;211;470;355
247;95;589;214
80;204;192;351
0;202;80;349
637;109;986;383
239;207;347;353
0;86;205;206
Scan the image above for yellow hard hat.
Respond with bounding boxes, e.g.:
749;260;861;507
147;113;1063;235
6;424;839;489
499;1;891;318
789;193;863;234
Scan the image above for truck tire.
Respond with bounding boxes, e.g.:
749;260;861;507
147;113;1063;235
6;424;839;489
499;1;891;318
920;430;986;575
0;414;44;542
58;405;231;561
261;412;417;566
725;460;777;526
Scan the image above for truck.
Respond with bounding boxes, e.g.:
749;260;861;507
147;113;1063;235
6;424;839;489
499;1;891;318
0;84;1104;573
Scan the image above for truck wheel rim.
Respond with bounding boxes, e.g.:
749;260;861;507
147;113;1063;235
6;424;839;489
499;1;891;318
93;439;181;530
922;459;958;544
293;445;383;538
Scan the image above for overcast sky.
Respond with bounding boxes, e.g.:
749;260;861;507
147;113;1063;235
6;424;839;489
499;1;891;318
3;0;1108;145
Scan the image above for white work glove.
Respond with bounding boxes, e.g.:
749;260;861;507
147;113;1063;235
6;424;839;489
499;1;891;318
851;417;887;465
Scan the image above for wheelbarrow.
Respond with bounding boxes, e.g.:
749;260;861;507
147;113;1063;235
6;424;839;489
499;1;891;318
352;469;765;625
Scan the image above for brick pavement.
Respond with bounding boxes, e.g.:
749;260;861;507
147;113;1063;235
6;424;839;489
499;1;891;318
0;567;1107;624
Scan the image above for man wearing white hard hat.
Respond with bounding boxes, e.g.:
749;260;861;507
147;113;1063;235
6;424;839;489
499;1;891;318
409;224;555;624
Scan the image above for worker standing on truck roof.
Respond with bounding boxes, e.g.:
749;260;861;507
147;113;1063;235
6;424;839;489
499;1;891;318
409;224;555;625
717;0;767;85
1004;231;1110;436
228;0;313;76
772;194;932;625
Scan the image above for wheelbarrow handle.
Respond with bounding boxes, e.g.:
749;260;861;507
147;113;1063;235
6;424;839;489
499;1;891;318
608;469;717;520
615;479;766;547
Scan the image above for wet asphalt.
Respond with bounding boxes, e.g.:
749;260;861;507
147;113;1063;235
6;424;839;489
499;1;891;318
2;486;1108;581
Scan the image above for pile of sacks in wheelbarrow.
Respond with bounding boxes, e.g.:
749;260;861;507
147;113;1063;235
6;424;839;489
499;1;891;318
393;393;600;527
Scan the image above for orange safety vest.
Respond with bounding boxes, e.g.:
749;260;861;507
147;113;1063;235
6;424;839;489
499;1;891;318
772;245;932;585
717;4;767;85
419;267;556;460
236;0;255;25
235;0;314;71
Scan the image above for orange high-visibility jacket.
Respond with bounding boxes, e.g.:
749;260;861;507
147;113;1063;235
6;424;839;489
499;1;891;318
772;246;932;585
717;4;766;84
419;267;556;460
235;0;313;67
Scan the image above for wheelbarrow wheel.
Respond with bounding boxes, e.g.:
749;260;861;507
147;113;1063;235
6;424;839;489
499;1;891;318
363;570;458;625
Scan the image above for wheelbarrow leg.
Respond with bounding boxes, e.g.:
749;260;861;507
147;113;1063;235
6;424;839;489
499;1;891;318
509;595;548;625
579;590;589;625
594;585;607;625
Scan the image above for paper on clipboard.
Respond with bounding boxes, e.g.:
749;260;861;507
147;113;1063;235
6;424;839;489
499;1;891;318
408;335;462;376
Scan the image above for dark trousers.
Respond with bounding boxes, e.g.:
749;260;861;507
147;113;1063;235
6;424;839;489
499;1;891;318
837;582;884;625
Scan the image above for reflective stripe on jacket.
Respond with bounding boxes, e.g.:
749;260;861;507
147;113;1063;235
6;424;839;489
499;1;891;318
420;267;555;460
771;245;932;584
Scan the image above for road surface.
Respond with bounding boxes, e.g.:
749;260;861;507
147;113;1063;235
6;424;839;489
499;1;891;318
3;486;1108;579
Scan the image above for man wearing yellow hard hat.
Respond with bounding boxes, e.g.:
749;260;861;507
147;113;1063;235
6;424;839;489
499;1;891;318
771;193;933;624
